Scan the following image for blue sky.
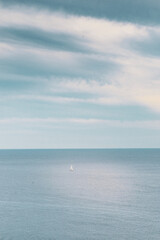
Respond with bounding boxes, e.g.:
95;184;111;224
0;0;160;149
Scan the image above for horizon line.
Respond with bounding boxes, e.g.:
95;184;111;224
0;148;159;150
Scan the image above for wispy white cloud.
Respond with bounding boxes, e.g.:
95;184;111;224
0;117;160;129
0;5;148;40
0;3;150;61
12;94;87;104
50;72;160;112
0;4;160;113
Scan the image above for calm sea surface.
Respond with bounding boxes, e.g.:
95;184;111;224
0;149;159;240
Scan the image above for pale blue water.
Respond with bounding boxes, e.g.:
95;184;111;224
0;149;159;239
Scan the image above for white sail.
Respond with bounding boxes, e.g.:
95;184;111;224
70;165;74;171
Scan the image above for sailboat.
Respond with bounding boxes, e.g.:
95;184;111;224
70;165;74;171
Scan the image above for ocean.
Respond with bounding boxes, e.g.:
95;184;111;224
0;149;159;239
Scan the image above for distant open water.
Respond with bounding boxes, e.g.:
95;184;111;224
0;149;159;240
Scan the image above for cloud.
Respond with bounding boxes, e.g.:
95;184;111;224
0;117;160;129
1;0;160;24
0;5;160;114
128;28;160;57
0;27;93;54
0;5;147;44
10;94;87;104
0;49;118;86
51;65;160;112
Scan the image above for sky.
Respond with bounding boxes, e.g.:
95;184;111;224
0;0;160;149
